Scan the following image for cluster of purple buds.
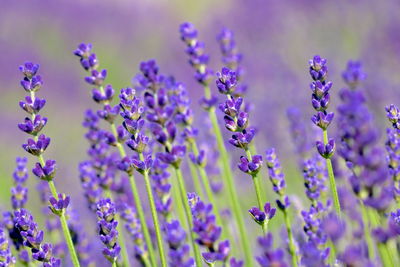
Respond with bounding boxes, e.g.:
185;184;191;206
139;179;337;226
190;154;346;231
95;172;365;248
180;22;213;85
217;28;243;80
386;104;400;131
309;56;334;129
342;61;366;89
137;60;187;168
10;157;29;210
188;193;230;264
303;155;327;203
48;193;70;216
14;209;60;266
248;202;276;227
164;220;194;267
96;199;121;263
265;148;290;210
119;87;148;154
256;233;288;267
119;203;148;264
0;227;16;267
150;156;173;218
309;55;335;158
385;126;400;201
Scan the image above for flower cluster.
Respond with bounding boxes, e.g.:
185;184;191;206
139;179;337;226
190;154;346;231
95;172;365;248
10;157;29;210
0;227;16;267
188;193;230;264
164;220;194;266
309;55;335;158
119;203;148;264
256;233;288;267
385;104;400;202
14;209;60;266
96;199;121;263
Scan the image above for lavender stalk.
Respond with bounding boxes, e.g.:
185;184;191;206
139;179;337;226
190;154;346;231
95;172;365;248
308;55;341;217
180;23;252;266
18;62;80;267
74;44;153;266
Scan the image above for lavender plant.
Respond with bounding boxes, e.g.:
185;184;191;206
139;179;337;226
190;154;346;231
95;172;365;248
308;55;341;217
17;62;80;267
180;23;253;266
2;20;400;267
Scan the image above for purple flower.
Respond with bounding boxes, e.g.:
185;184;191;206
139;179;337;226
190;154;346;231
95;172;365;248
315;139;335;159
32;160;56;181
238;154;262;175
48;193;70;216
229;128;256;149
303;155;327;202
338;244;373;267
265;148;286;196
14;209;59;264
188;193;226;259
22;134;51;156
19;62;39;79
92;84;114;103
157;145;186;168
202;240;230;264
216;67;237;95
18;115;47;136
311;111;334;130
256;233;288;267
85;69;107;86
164;220;194;267
131;154;153;174
0;227;16;266
19;95;46;115
96;199;121;263
179;22;213;85
11;185;28;210
97;104;120;123
119;203;149;264
248;202;276;226
13;157;29;184
342;60;366;89
217;28;244;81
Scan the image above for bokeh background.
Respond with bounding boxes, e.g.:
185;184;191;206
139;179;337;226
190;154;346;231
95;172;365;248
1;0;400;263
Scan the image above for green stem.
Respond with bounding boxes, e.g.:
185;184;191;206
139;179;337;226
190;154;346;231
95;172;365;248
327;239;337;265
139;153;167;267
174;168;202;267
322;130;341;218
367;208;395;267
171;172;188;229
208;108;253;266
112;260;117;267
48;181;81;267
282;208;298;267
103;190;131;267
188;160;204;199
191;141;225;231
359;201;375;259
127;173;156;266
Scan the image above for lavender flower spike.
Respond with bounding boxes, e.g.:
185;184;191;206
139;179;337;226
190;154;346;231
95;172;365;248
18;62;80;267
0;227;16;267
96;199;121;264
265;148;298;266
308;55;341;217
14;209;60;266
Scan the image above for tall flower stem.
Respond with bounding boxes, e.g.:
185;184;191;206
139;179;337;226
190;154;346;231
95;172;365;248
30;87;80;267
103;190;131;267
174;167;202;267
38;159;81;267
97;86;157;266
139;153;167;267
282;206;298;267
190;141;225;234
245;149;265;211
323;130;341;217
359;201;375;260
208;106;253;266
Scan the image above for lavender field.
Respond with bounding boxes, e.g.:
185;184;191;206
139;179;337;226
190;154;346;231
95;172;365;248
1;0;400;266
